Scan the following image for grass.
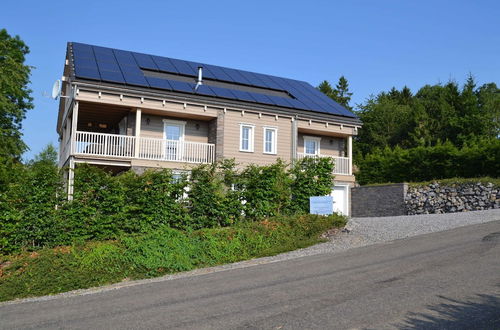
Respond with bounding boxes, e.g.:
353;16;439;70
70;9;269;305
0;213;346;302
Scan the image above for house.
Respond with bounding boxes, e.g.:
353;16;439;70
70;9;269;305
56;42;362;215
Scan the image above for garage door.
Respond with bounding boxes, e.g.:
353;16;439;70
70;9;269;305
331;185;349;216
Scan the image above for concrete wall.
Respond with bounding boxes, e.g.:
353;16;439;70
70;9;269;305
351;183;408;217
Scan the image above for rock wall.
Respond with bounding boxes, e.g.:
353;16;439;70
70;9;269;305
405;182;500;215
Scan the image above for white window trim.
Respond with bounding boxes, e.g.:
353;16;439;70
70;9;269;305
239;123;255;152
263;126;278;155
303;135;321;155
162;119;187;141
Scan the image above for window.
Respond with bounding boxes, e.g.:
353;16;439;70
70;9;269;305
240;124;254;152
263;127;277;154
304;136;321;155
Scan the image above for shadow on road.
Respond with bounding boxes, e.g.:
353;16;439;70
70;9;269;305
397;291;500;329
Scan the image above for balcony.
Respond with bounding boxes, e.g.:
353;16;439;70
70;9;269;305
73;131;215;164
296;152;351;175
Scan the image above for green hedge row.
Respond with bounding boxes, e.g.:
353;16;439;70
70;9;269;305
356;138;500;185
0;157;335;254
0;214;346;302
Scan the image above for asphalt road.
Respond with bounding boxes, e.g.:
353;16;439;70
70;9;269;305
1;221;500;330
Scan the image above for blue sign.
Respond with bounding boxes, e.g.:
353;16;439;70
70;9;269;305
309;196;334;215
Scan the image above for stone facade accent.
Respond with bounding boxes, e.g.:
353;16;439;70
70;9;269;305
405;182;500;215
351;183;408;217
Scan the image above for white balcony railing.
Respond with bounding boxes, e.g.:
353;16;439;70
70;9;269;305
73;131;215;164
297;152;351;175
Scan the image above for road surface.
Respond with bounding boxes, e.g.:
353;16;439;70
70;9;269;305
1;220;499;329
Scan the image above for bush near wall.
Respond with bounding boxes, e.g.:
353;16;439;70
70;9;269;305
356;139;500;185
0;157;336;254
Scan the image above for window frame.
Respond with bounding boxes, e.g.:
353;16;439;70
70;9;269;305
262;126;278;155
239;123;255;152
303;136;321;156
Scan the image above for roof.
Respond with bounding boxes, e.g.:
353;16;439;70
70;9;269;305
69;42;357;119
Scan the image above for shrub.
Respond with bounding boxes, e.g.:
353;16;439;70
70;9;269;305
187;159;242;229
290;157;335;213
356;138;500;185
240;159;292;220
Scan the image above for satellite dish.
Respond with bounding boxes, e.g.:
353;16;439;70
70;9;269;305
51;79;61;100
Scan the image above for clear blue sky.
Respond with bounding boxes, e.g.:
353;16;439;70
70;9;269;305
2;0;499;160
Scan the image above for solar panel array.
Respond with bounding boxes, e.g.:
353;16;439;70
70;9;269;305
71;42;357;118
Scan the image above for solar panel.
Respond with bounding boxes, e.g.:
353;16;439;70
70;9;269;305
237;70;268;88
221;67;252;85
204;65;234;82
229;89;257;102
151;56;178;73
132;53;158;71
265;95;295;108
193;84;216;97
247;92;274;105
72;43;94;59
70;42;358;119
99;70;125;84
96;60;121;72
166;79;195;94
94;52;116;64
208;86;237;99
122;73;149;87
168;58;196;76
113;50;137;67
74;66;100;81
74;57;97;69
145;77;172;90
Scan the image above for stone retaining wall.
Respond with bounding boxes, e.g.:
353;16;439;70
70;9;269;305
405;182;500;215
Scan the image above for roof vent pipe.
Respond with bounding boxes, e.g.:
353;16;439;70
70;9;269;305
195;66;203;91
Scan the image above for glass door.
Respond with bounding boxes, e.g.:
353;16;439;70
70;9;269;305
164;123;183;161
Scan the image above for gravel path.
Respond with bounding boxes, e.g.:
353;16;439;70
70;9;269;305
267;208;500;261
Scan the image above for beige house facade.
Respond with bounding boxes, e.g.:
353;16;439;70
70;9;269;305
57;43;362;215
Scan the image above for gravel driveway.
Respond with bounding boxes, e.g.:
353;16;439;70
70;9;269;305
270;208;500;261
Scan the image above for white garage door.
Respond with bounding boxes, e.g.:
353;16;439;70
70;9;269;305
331;185;349;216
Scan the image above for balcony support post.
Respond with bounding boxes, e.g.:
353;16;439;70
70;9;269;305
291;115;298;163
347;135;352;175
134;108;141;158
69;101;78;156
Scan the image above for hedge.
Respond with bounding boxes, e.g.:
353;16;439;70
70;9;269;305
356;138;500;185
0;157;336;254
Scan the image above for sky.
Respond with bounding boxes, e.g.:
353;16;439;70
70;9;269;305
1;0;499;160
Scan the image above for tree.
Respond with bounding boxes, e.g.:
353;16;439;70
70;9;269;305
0;29;33;187
334;76;353;110
317;76;353;110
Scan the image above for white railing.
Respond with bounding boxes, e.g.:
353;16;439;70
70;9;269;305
73;131;215;164
297;153;350;175
74;131;136;158
138;137;215;163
